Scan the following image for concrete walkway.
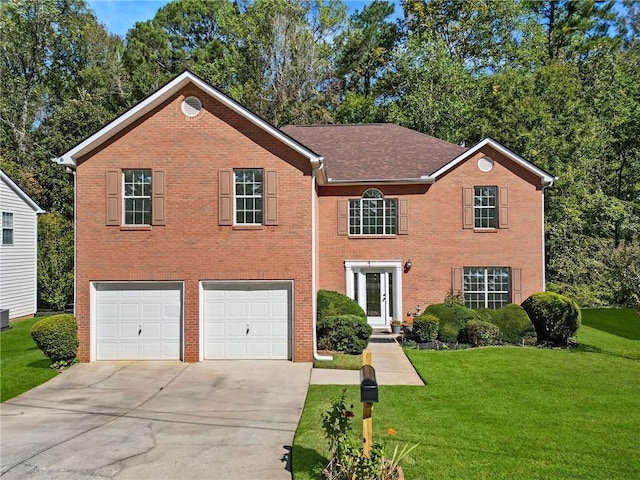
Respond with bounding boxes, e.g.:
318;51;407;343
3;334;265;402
310;334;424;386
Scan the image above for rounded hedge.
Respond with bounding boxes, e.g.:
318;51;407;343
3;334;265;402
30;314;78;368
425;303;481;342
459;320;500;347
485;304;536;344
317;314;372;354
412;314;439;343
521;292;581;344
317;290;366;320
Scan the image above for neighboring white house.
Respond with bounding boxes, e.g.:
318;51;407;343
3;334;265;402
0;170;44;320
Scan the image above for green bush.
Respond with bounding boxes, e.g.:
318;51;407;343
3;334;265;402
317;290;366;320
317;315;372;354
412;314;439;342
425;303;481;342
521;292;581;344
30;314;78;368
459;320;500;347
485;304;536;344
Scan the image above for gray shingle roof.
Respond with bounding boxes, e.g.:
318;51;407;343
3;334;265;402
281;124;468;182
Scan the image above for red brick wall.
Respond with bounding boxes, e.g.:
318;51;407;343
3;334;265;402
75;86;314;362
317;148;545;322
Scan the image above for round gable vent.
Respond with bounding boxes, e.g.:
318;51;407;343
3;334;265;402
477;156;494;172
181;96;202;117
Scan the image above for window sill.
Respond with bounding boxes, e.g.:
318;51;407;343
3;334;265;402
232;225;264;231
120;226;151;231
473;228;497;233
348;234;397;239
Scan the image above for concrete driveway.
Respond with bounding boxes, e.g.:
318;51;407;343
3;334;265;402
1;361;311;480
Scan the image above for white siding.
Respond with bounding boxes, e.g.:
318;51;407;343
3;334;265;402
0;175;40;319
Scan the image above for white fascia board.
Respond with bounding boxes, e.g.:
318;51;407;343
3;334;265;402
326;177;435;185
54;71;322;168
0;170;45;214
428;138;557;186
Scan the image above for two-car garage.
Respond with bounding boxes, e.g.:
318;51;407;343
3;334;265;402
93;281;292;361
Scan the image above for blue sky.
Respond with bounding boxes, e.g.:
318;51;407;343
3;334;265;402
87;0;390;38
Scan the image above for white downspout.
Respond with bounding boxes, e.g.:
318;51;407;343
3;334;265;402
542;184;548;292
312;160;332;361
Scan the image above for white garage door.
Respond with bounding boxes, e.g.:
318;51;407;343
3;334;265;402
203;282;290;359
96;283;182;360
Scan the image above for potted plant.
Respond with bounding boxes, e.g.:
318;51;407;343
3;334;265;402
390;320;402;334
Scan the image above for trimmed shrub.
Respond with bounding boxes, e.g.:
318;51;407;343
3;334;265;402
521;292;581;344
485;304;536;344
459;320;500;347
425;303;481;342
317;314;372;354
317;290;366;320
412;314;439;342
30;314;78;368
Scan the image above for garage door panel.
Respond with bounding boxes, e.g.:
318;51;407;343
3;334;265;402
96;283;182;360
203;283;290;360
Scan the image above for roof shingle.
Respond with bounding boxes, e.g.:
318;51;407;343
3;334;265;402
280;124;468;182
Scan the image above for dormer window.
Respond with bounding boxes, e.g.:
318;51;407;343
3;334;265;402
349;189;397;235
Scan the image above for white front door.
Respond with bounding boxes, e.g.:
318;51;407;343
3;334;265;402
362;271;389;326
345;261;403;328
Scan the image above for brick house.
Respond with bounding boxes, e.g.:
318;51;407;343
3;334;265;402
55;71;554;363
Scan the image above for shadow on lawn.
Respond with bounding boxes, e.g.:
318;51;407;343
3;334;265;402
292;445;327;479
27;358;52;369
582;310;640;340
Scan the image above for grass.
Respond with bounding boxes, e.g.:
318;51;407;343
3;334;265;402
293;308;640;479
1;316;58;402
313;352;362;370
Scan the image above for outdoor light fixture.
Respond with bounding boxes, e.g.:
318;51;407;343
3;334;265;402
404;259;412;273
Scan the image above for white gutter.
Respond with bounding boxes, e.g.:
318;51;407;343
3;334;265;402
312;159;332;361
327;176;434;185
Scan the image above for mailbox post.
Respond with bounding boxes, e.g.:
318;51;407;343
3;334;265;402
360;350;378;457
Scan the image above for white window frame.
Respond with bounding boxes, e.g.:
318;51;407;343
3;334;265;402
123;170;152;226
463;267;511;309
474;186;497;229
234;169;263;225
349;188;397;235
2;212;14;245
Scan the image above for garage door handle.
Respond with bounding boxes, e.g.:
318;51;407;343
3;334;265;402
246;325;250;336
138;325;142;336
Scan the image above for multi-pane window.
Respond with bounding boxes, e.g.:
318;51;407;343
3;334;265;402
349;189;397;235
474;186;497;228
123;170;152;225
463;267;510;309
235;169;263;225
2;212;14;245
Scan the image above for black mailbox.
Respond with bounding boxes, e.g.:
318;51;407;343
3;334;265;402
360;365;379;403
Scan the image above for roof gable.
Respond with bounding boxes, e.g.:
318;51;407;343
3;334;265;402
429;137;556;186
0;170;45;214
54;71;322;168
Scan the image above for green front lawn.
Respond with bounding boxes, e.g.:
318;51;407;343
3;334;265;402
313;352;362;370
1;316;58;402
293;309;640;479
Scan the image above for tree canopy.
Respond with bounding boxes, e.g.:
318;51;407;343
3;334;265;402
1;0;638;309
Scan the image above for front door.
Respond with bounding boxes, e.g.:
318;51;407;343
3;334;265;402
345;261;402;329
357;270;394;327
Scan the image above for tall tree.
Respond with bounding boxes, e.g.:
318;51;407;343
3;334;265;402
334;0;400;96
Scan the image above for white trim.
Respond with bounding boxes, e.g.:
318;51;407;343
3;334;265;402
344;260;403;326
54;71;322;168
312;167;331;361
428;138;556;186
0;170;45;214
91;281;184;362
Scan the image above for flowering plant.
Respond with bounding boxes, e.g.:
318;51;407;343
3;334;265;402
321;389;418;480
